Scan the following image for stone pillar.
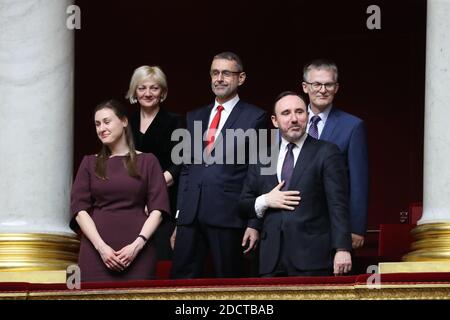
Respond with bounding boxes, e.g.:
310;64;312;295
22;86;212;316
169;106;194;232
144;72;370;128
0;0;78;275
402;0;450;263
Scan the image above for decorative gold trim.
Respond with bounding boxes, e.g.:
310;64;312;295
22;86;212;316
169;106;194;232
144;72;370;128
379;261;450;273
0;283;447;300
0;233;79;272
411;223;450;238
411;237;450;250
0;270;67;283
403;222;450;262
0;293;28;300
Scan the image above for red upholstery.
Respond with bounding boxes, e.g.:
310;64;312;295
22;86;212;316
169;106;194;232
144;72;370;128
409;202;423;225
378;224;415;261
2;273;450;294
155;260;172;280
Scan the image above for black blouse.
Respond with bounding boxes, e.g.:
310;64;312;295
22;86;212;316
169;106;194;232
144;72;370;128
129;107;184;180
129;107;184;216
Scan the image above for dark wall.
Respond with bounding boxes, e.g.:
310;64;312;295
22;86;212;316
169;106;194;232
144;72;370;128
74;0;426;230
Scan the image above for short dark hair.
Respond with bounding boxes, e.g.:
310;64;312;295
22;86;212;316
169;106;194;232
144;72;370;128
272;91;307;115
303;59;338;82
213;51;244;71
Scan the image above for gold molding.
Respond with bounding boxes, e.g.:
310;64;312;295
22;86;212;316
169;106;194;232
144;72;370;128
379;261;450;273
0;233;79;272
403;222;450;262
0;283;448;300
0;270;67;283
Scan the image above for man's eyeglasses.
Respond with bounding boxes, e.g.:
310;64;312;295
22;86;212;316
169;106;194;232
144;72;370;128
210;69;243;78
304;82;338;91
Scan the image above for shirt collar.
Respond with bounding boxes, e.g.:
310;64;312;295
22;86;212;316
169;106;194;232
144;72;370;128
214;94;240;113
308;104;333;124
280;132;307;151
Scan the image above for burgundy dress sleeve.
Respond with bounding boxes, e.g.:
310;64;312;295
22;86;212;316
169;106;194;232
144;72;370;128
145;153;171;218
70;155;94;231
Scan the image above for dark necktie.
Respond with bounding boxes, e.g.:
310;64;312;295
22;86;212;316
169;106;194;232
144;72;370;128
308;115;321;139
206;105;224;153
281;143;295;190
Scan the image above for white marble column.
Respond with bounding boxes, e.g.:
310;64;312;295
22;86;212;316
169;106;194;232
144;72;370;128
396;0;450;266
0;0;77;272
421;0;450;225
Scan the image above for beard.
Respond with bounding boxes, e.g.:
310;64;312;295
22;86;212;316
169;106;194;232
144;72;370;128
284;126;306;142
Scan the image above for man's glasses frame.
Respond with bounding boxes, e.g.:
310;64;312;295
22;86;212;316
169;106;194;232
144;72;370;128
304;81;338;91
210;69;243;78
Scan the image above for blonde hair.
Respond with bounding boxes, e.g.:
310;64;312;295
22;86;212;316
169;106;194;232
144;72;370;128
125;65;168;104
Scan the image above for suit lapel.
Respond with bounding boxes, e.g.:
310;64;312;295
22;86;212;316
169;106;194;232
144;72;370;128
288;136;316;189
210;100;243;151
320;107;338;141
221;100;243;132
269;171;279;188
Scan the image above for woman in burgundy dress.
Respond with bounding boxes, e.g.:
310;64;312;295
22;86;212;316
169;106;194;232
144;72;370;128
70;100;170;282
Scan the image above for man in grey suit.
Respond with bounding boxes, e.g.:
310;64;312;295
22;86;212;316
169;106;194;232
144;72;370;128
240;91;352;276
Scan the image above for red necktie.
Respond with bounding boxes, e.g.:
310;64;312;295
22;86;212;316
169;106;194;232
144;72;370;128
206;105;224;153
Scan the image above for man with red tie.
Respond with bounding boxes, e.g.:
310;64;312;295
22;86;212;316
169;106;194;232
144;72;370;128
171;52;267;279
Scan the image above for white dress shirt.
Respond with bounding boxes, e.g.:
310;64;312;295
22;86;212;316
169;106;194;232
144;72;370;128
207;94;240;139
306;104;332;138
254;133;307;218
176;95;240;220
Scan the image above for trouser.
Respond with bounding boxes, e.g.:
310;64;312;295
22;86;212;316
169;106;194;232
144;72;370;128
171;219;244;279
260;231;332;277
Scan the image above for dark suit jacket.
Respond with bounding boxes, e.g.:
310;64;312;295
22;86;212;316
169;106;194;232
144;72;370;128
240;136;352;274
176;100;267;230
130;107;184;214
320;107;369;236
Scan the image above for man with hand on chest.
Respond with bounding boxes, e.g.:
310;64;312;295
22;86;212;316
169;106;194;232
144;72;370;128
240;91;352;277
